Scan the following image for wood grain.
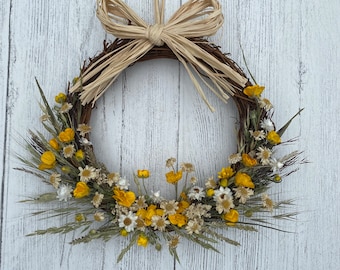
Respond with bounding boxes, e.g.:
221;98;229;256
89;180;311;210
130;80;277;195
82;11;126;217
1;0;340;269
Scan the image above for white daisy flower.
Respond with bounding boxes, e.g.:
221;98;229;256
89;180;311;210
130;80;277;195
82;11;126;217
63;144;75;158
168;235;180;249
151;215;169;232
78;165;97;182
250;130;266;141
258;97;273;111
79;137;92;146
188;186;205;201
94;212;105;222
262;193;275;211
183;205;198;220
228;153;242;164
94;169;105;185
160;200;178;215
91;192;104;208
183;203;211;220
106;172;120;187
50;173;61;189
233;186;254;204
205;177;217;189
59;103;73;113
77;123;92;137
270;158;284;173
116;177;129;190
166;157;176;168
151;190;163;203
118;211;137;232
135;216;146;231
180;162;195;173
114;204;129;217
56;184;73;202
190;176;197;184
260;118;274;132
186;219;202;235
133;196;148;210
213;186;232;201
215;195;235;214
256;147;272;165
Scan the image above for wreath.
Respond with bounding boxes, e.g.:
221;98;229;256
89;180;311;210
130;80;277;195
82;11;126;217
19;0;304;262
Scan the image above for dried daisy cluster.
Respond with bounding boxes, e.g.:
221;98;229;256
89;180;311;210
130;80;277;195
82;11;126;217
18;78;303;263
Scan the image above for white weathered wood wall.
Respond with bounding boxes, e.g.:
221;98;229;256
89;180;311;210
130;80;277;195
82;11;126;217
1;0;339;269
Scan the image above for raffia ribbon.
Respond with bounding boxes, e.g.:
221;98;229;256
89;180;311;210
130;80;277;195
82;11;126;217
70;0;248;111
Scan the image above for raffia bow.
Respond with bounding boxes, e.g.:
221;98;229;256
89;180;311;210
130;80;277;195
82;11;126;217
70;0;248;111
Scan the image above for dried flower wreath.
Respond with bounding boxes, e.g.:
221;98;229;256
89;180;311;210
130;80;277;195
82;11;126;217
19;0;304;262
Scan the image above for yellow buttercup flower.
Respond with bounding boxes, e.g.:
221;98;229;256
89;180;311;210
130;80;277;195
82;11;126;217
137;207;157;227
242;153;257;167
49;138;59;150
38;151;56;170
274;174;282;182
165;170;183;184
177;200;190;213
168;213;188;228
218;166;235;179
147;204;157;210
112;189;136;208
137;234;148;247
55;93;67;103
235;172;255;189
75;149;85;161
180;192;187;200
58;128;75;143
137;170;150;178
267;130;281;145
136;205;156;226
156;208;164;216
206;188;215;197
145;205;157;224
73;182;90;198
223;209;239;223
40;151;56;165
243;85;265;97
136;208;147;218
219;178;228;187
120;229;128;237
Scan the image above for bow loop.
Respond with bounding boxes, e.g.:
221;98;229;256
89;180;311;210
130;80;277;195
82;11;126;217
70;0;248;111
166;0;223;38
96;0;148;39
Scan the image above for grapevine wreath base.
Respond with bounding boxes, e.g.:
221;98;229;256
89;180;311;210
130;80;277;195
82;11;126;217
19;0;304;262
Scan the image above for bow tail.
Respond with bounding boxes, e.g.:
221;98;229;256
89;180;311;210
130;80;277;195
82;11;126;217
70;40;154;105
171;48;219;112
180;55;217;112
164;35;248;111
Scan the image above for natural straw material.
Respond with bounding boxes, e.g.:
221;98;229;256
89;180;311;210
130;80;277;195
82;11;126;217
69;0;248;111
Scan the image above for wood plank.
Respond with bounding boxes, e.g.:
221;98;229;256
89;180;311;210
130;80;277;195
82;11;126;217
1;0;107;269
0;0;11;188
2;0;340;269
0;0;11;265
295;1;340;269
